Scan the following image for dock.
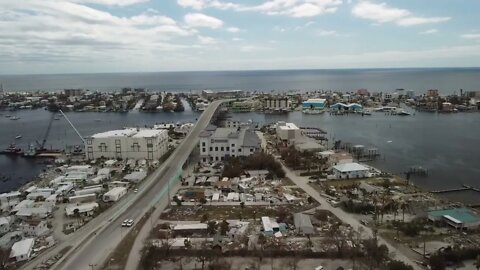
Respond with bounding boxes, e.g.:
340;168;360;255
431;185;480;194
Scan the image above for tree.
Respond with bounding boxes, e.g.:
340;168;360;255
200;197;207;205
173;196;182;206
429;254;446;270
327;224;347;256
475;254;480;270
207;221;218;235
387;260;414;270
201;213;209;223
220;220;229;235
363;238;389;269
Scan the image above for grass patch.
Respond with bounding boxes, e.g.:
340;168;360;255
102;209;152;270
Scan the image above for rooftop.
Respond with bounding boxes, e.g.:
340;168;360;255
277;122;299;130
132;129;166;138
333;162;369;172
173;223;208;230
10;238;34;258
304;98;326;103
428;208;480;223
92;128;137;138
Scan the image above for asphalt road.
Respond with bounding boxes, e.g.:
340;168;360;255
21;99;226;270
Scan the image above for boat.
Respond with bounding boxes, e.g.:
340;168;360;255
397;110;411;116
302;109;325;115
15;135;22;139
5;115;11;118
10;116;20;120
23;144;37;157
94;119;102;122
0;144;23;155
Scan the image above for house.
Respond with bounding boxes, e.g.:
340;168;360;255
11;200;34;214
16;206;52;220
0;217;13;235
123;171;147;183
294;213;314;235
428;208;480;230
20;220;50;237
85;128;169;161
275;122;302;143
0;191;21;212
65;202;99;217
102;187;127;202
9;238;35;262
172;223;208;237
261;216;282;236
333;163;370;179
199;126;261;163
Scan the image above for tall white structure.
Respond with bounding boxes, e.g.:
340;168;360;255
199;125;261;163
263;97;290;111
85;128;169;160
275;122;302;143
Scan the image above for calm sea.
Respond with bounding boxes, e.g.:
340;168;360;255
1;68;480;93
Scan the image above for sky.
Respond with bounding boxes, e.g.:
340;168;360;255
1;0;480;74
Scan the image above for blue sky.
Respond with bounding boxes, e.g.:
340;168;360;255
1;0;480;74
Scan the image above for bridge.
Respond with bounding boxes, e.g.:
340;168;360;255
21;99;229;270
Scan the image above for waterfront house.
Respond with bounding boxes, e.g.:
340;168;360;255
330;102;363;112
332;162;370;179
428;208;480;230
302;98;326;111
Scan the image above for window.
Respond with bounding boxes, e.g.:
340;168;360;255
231;144;235;147
202;148;206;152
220;147;224;151
87;139;92;145
215;156;219;161
98;143;107;152
221;157;224;161
131;143;140;152
226;147;230;151
250;148;254;152
202;142;205;146
210;147;213;151
115;139;121;145
238;148;242;152
232;149;235;153
215;147;218;151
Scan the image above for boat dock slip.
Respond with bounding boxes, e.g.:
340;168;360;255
431;185;480;194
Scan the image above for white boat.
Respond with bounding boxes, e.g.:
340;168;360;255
15;135;22;139
10;116;20;120
303;109;324;115
397;110;411;116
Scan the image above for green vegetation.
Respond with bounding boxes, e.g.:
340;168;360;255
222;152;285;179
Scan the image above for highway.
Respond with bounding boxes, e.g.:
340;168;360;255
21;99;227;270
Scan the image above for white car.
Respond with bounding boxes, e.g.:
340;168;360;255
121;219;134;227
134;189;138;193
314;266;324;270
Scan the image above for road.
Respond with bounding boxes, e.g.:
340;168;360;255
21;99;227;270
280;163;422;270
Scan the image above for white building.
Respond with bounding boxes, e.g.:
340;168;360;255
199;126;261;163
10;238;35;262
85;128;169;161
65;202;99;217
0;217;13;234
332;162;370;179
275;122;302;143
263;97;290;112
0;191;21;212
102;187;127;202
20;220;49;237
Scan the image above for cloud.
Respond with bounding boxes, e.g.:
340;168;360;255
72;0;149;6
177;0;240;10
240;45;271;52
197;35;217;44
419;29;438;35
461;33;480;39
177;0;343;18
184;13;224;29
317;30;338;36
352;1;451;26
0;0;195;67
226;27;241;33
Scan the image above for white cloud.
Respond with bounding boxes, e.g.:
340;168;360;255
461;33;480;39
197;35;217;44
419;29;438;35
72;0;149;6
317;30;338;36
177;0;343;18
184;13;224;29
232;37;243;41
352;1;451;26
0;0;195;67
240;45;271;52
226;27;241;33
177;0;240;10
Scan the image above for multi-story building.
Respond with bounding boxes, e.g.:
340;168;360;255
263;97;290;112
199;126;261;163
85;128;169;160
275;122;302;143
64;89;84;97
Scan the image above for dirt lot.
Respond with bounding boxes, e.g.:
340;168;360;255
160;204;319;221
158;257;353;270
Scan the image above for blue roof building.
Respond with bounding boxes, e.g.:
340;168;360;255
428;208;480;230
330;102;363;111
302;99;326;110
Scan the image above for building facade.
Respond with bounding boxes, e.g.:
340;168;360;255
263;97;290;112
85;128;169;161
199;126;261;163
275;122;302;143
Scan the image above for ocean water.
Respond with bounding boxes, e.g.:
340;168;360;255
1;68;480;93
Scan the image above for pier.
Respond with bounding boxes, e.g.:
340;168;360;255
431;185;480;194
